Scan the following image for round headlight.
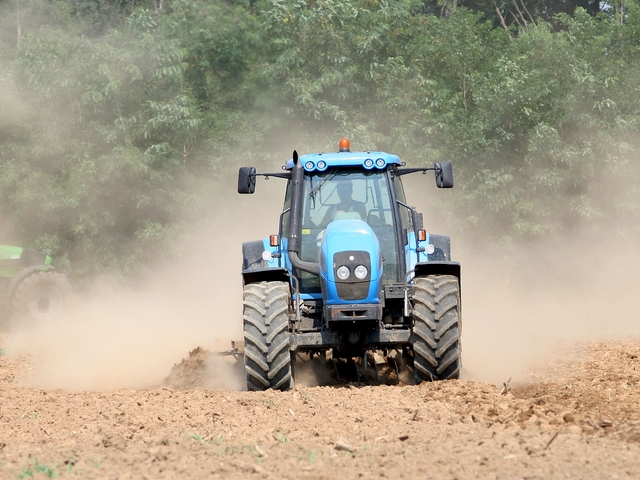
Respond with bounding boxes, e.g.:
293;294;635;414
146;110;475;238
354;265;368;279
317;160;326;170
364;159;374;168
305;161;314;170
376;158;385;168
336;265;350;280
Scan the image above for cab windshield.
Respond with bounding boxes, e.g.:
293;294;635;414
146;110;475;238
293;169;399;290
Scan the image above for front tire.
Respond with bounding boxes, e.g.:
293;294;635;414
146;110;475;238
242;281;293;391
12;271;73;321
412;275;461;382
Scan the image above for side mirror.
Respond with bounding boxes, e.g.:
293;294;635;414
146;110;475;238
238;167;256;194
434;161;454;188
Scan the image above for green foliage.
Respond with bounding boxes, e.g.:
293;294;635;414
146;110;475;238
0;2;228;279
17;458;57;478
1;0;640;280
273;430;290;443
260;0;444;151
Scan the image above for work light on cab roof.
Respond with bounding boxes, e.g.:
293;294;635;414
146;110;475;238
288;138;403;173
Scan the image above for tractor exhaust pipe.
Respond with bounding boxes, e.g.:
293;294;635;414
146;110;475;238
288;151;320;276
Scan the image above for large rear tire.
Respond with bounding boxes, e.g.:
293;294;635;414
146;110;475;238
412;275;461;382
12;271;73;322
242;281;293;391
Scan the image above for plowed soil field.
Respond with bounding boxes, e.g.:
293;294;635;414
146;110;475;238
1;338;639;479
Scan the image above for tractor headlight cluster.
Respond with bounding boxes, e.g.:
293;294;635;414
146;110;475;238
354;265;368;279
336;266;350;280
336;265;368;280
362;158;387;169
302;159;328;171
332;250;371;300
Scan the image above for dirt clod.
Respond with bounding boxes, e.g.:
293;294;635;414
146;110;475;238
163;346;212;389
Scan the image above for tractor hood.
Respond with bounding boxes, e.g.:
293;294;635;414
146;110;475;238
319;219;383;305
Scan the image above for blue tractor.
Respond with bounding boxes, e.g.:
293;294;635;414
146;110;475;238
238;139;461;390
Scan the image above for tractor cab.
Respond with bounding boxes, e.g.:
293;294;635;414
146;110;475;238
285;164;404;293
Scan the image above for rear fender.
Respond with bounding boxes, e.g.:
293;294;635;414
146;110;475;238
242;240;268;271
241;239;290;286
2;266;55;298
241;267;290;287
405;233;451;272
413;261;461;291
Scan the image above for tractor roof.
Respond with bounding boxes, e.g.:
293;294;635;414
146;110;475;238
285;151;401;173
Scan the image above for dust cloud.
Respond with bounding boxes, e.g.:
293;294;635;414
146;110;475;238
5;150;640;392
0;75;27;130
3;169;286;392
403;172;640;386
460;238;640;385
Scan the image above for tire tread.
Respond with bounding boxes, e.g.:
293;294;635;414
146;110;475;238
412;275;461;382
242;281;293;391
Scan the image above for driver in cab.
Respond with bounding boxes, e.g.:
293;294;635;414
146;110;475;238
320;180;366;225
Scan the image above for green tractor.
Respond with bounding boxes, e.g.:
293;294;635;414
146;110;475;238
0;245;72;322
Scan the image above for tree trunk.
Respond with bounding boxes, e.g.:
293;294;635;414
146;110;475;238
16;0;21;44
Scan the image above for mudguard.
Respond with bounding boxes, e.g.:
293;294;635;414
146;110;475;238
427;234;451;261
414;261;461;290
241;239;289;285
242;240;268;271
2;265;55;298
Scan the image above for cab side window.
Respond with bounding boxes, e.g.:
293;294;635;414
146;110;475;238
392;173;411;231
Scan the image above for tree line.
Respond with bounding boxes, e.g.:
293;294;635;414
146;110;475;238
1;0;639;280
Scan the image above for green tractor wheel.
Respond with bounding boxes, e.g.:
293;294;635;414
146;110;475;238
12;271;73;321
